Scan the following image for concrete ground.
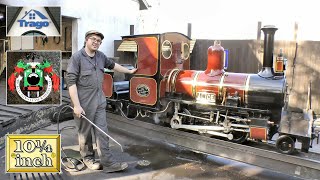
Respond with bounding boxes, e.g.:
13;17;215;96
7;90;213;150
0;119;303;180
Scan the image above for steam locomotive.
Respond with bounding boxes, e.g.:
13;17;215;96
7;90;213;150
103;26;318;154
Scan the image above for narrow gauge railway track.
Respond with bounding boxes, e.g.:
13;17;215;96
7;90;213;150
106;112;320;180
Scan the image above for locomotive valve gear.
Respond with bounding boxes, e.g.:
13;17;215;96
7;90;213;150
170;115;182;128
209;111;214;122
215;111;220;124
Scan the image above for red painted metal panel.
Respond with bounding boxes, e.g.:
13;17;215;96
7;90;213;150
174;70;197;98
131;37;158;76
222;73;248;104
196;72;221;99
160;33;191;76
130;77;157;106
250;127;267;141
102;74;113;98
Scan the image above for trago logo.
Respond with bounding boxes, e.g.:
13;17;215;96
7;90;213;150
17;9;49;29
8;59;60;103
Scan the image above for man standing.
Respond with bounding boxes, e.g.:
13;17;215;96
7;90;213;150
66;30;136;171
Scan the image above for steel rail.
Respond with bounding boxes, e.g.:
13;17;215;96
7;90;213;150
107;112;320;179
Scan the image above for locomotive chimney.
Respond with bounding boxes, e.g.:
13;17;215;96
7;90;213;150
258;25;278;78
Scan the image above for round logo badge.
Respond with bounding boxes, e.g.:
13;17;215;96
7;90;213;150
136;84;150;97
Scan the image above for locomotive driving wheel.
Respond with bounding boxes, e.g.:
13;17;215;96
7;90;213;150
276;135;295;154
231;121;249;144
181;108;194;125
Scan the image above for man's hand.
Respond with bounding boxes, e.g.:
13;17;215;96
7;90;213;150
74;105;85;118
113;63;137;74
129;68;137;74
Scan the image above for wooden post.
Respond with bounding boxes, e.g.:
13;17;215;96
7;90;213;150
257;21;262;41
294;22;298;42
187;23;192;38
256;21;263;71
130;25;134;35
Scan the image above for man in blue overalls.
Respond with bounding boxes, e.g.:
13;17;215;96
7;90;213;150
66;30;136;172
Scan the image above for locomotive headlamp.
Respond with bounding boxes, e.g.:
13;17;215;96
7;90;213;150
27;72;40;85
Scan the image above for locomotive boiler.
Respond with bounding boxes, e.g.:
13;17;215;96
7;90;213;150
104;25;316;154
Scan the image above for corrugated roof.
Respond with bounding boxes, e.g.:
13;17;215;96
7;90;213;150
117;40;137;52
138;0;151;10
190;39;196;53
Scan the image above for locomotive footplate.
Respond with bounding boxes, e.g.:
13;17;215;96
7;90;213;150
278;110;314;152
279;111;313;138
165;97;271;114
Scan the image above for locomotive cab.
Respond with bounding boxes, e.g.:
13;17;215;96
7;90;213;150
103;32;194;112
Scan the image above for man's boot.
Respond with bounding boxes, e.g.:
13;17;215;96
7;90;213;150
103;162;128;173
83;158;102;170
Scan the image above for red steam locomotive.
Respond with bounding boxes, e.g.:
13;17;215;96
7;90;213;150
103;26;317;154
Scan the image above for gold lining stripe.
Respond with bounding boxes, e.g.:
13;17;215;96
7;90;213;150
244;74;251;105
218;73;226;100
192;71;201;97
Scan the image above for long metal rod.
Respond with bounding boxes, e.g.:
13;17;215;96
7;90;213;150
181;111;251;122
107;112;320;179
67;105;123;152
177;112;211;121
172;124;225;131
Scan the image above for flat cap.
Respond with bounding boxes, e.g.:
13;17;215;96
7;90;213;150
85;30;104;40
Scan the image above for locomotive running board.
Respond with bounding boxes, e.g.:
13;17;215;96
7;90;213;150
107;113;320;180
165;98;271;114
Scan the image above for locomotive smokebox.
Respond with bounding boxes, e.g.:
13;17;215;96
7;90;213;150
259;25;278;78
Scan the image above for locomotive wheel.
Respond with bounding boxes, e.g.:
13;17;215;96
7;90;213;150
126;106;138;118
231;131;248;144
276;135;295;154
231;121;248;144
181;108;194;124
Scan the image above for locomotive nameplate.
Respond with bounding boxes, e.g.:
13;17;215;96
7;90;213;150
136;84;150;97
196;92;216;104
